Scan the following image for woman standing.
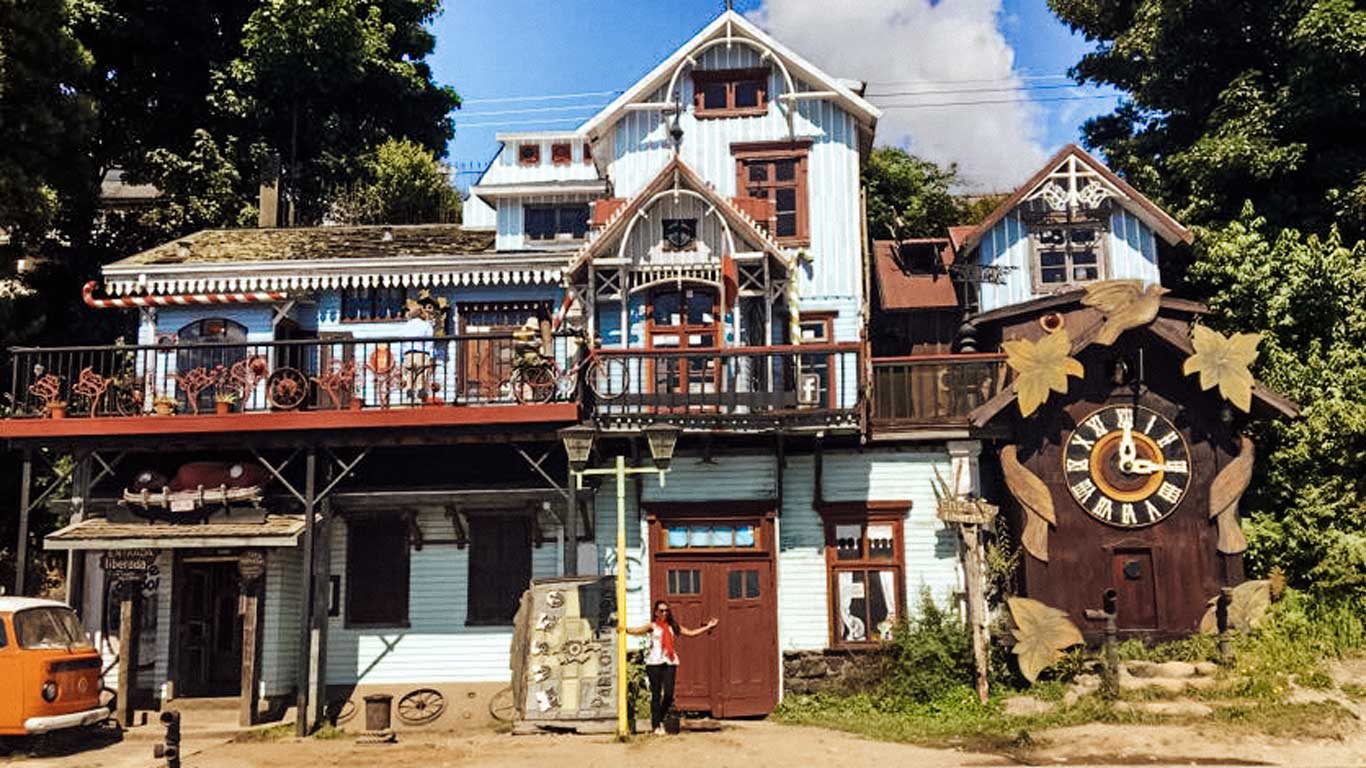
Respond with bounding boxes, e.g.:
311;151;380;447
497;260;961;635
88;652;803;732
627;600;718;734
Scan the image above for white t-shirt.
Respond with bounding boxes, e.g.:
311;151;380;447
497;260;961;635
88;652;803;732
645;622;679;666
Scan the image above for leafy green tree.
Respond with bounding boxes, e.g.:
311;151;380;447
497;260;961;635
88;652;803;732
0;0;95;252
864;147;965;241
327;137;460;224
1187;205;1366;599
1050;0;1366;237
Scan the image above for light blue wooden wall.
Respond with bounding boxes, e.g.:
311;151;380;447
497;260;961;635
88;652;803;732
976;206;1163;313
261;547;303;697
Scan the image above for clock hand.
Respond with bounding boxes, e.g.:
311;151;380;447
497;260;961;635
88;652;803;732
1127;458;1180;475
1118;425;1138;472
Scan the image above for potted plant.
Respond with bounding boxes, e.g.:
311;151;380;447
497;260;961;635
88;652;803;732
48;401;69;419
213;390;238;415
28;373;66;419
152;395;177;416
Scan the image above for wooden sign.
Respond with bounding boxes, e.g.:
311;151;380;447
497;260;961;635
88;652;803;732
100;549;158;581
237;550;266;582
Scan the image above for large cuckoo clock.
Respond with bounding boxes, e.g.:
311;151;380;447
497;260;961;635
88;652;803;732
970;283;1297;638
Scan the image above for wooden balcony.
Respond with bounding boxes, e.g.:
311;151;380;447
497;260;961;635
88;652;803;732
586;343;863;433
869;353;1011;435
1;333;579;443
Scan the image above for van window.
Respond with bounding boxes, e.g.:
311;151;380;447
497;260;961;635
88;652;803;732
14;607;87;649
0;618;7;647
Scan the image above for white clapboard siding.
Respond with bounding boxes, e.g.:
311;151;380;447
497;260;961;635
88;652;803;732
326;509;561;685
261;547;303;697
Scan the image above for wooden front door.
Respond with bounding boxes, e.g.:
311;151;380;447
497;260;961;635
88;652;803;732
649;510;778;717
175;559;243;697
1111;548;1159;629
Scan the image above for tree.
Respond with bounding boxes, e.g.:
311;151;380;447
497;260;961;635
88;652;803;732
0;0;95;252
864;147;965;241
1187;205;1366;599
327;137;460;224
1050;0;1366;238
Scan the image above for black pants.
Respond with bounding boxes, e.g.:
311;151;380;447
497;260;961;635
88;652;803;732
645;663;677;730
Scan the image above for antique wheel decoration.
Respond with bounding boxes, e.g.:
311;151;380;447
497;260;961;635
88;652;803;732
266;367;309;410
327;697;357;725
1062;404;1191;527
488;686;517;722
396;688;446;725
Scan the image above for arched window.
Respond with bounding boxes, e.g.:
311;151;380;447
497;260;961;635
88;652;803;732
176;319;249;408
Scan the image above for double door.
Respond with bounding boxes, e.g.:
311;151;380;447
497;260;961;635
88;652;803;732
649;557;777;716
175;559;243;698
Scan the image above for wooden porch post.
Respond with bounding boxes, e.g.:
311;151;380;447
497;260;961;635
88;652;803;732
310;493;332;728
115;584;141;727
295;447;317;737
14;450;32;595
66;453;92;610
565;468;579;576
238;552;266;727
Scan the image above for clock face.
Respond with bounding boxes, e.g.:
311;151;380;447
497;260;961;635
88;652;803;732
1063;405;1191;527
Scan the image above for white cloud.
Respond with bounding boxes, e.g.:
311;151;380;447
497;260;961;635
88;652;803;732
749;0;1049;191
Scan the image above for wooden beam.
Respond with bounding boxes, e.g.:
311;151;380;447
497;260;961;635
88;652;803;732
15;451;31;595
295;447;317;737
238;559;265;727
115;590;141;727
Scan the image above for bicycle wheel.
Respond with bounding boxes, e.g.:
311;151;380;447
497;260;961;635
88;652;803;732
511;365;557;404
586;356;629;401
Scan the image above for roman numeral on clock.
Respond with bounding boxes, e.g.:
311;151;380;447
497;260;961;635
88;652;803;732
1120;503;1137;525
1065;458;1089;473
1092;496;1114;522
1156;481;1183;504
1115;407;1134;430
1156;431;1180;448
1083;414;1108;438
1071;478;1098;504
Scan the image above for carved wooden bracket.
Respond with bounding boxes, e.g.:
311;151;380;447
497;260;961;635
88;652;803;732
1209;435;1255;554
1001;445;1055;562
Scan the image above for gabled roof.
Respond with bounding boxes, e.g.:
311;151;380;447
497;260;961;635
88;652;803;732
871;239;960;311
958;145;1193;254
567;156;789;279
580;10;881;141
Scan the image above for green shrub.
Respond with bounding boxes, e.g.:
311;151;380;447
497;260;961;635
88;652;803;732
878;589;974;705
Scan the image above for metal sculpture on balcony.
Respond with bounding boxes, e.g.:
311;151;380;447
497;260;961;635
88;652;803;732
266;367;309;410
312;360;358;409
72;367;112;418
172;367;217;414
27;373;64;416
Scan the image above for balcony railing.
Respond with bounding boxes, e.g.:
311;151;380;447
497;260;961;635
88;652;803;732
870;353;1011;428
586;343;862;429
6;332;579;420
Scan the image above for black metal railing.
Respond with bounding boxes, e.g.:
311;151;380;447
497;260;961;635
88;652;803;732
870;354;1011;427
6;332;579;419
586;343;863;424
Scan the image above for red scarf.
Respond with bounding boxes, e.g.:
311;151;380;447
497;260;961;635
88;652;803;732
654;619;678;662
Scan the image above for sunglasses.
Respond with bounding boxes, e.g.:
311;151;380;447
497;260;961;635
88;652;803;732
655;606;671;613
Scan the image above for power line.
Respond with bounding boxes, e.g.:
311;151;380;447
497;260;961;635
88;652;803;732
454;115;595;129
462;89;622;105
865;73;1073;87
458;103;614;118
867;83;1099;98
876;95;1115;110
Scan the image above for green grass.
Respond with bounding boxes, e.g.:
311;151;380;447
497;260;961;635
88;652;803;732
1206;701;1357;740
231;724;294;743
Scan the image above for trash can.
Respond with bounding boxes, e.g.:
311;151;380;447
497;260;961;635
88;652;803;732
363;694;393;732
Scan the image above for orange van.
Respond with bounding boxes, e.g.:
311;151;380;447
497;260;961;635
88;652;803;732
0;597;108;736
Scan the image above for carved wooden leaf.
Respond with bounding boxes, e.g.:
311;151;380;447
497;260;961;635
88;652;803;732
1082;280;1168;346
1199;580;1272;634
1008;597;1084;683
1183;325;1261;413
1209;436;1254;554
1002;445;1055;562
1003;328;1084;417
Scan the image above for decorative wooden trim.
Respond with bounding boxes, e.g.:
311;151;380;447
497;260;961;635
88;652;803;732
730;139;815;155
518;143;541;166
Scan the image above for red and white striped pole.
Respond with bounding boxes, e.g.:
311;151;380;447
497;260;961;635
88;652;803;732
82;281;288;309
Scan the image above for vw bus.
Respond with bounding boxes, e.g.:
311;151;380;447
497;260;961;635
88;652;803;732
0;597;108;736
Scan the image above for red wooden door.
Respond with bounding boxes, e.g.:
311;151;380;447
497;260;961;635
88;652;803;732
1111;548;1159;629
659;565;712;704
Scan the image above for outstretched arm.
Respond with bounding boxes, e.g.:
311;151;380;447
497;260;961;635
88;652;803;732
623;623;653;636
679;618;719;637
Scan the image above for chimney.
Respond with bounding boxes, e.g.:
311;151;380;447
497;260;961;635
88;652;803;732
258;153;282;228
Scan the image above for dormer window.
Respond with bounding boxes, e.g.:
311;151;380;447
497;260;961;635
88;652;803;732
518;143;540;166
525;204;589;242
551;143;572;166
662;218;698;250
693;68;769;118
1031;222;1107;289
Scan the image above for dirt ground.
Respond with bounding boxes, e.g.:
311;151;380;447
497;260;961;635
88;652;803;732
8;715;1364;768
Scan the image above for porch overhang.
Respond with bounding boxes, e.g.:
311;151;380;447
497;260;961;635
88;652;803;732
44;515;306;551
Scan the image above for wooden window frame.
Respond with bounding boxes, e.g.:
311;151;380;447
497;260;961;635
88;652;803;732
524;203;591;242
344;516;411;629
1029;219;1110;292
340;286;410;324
551;142;573;166
733;140;812;247
647;502;777;558
820;501;909;649
798;312;837;408
646;286;721;400
518;143;541;166
692;67;769;118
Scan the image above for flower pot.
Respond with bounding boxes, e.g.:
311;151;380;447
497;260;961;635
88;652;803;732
348;397;364;411
49;404;67;420
214;401;233;415
153;402;175;417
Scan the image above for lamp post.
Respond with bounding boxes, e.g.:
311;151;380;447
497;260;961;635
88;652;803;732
559;422;680;738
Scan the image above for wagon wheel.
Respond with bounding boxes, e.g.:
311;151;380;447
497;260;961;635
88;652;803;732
111;383;145;417
326;697;357;726
488;686;517;722
510;364;557;404
266;367;309;410
396;688;446;725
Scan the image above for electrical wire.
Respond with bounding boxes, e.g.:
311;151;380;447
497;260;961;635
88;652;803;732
455;116;597;129
876;95;1115;110
867;83;1099;98
462;89;622;105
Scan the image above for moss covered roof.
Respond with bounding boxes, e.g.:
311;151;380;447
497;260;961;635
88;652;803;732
109;224;496;267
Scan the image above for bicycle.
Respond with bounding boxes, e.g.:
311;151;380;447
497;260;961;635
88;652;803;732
505;333;630;405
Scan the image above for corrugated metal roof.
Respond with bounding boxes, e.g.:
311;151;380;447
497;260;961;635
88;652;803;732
871;239;961;311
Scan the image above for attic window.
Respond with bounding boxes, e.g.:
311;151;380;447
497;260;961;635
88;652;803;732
1031;222;1107;290
693;68;769;118
582;142;593;163
551;143;572;166
518;143;540;166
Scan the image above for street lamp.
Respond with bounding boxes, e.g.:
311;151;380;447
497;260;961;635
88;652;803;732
559;422;681;738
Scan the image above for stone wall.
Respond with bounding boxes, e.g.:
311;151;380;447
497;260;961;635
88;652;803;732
783;649;889;696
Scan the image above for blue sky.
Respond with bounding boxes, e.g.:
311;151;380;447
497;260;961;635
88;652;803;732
429;1;1118;192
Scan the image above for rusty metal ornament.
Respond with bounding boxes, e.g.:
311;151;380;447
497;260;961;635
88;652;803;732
1001;445;1056;562
1002;328;1084;418
1209;435;1255;554
1081;279;1169;346
266;367;309;410
396;688;446;725
72;367;113;417
1183;325;1262;413
1008;596;1084;683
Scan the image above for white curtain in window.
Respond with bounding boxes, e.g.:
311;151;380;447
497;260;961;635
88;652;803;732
838;571;865;641
878;570;897;639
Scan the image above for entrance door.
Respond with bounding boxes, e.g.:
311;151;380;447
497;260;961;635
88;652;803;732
1111;548;1159;629
176;560;243;697
649;513;778;717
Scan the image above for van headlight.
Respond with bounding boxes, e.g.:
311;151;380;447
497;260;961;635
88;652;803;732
41;681;58;702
